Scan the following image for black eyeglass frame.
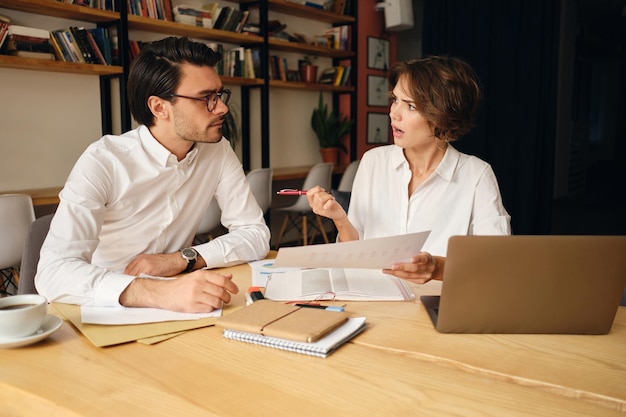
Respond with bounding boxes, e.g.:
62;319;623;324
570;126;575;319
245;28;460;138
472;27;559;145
169;89;231;112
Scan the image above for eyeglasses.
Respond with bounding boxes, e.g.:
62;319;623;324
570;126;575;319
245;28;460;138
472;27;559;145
169;89;231;112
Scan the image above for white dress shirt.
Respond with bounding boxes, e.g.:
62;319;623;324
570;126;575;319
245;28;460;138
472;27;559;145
36;125;270;306
348;144;511;256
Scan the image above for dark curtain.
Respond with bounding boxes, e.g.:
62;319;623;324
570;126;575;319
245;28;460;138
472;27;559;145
422;0;561;234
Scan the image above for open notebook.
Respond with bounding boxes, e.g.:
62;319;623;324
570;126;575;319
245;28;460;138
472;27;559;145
421;235;626;334
263;268;415;301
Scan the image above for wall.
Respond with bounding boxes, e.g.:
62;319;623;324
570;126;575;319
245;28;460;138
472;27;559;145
354;0;396;160
0;9;108;191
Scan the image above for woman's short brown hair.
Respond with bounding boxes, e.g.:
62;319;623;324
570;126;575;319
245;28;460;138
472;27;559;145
388;56;482;142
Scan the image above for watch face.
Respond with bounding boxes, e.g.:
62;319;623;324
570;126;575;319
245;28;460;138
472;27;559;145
182;248;197;259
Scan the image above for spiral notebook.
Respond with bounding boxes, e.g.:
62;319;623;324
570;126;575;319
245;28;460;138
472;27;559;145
222;317;367;358
216;300;367;358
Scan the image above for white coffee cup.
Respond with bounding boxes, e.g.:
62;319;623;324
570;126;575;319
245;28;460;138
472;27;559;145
0;294;48;339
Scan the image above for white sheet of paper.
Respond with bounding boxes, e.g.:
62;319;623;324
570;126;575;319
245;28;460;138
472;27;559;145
80;305;222;325
248;259;304;287
272;231;431;268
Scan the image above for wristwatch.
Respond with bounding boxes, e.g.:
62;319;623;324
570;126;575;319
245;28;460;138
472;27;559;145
181;247;198;273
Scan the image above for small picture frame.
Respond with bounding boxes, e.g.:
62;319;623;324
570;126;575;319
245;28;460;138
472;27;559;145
366;113;390;144
367;75;389;107
286;70;300;82
367;37;389;70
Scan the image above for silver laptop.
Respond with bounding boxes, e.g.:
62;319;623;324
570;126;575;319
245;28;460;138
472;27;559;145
421;235;626;334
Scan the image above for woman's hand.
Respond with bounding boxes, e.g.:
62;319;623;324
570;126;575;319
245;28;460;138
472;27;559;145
383;252;444;284
306;186;346;221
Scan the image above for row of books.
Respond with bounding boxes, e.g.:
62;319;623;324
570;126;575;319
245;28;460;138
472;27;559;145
57;0;117;11
127;0;173;21
173;4;250;34
0;23;113;64
318;65;352;86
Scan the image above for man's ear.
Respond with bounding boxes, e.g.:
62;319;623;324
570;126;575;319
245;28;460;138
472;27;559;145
147;95;170;120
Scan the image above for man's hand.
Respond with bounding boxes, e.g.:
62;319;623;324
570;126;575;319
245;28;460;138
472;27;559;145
119;269;239;313
382;252;445;284
125;252;203;277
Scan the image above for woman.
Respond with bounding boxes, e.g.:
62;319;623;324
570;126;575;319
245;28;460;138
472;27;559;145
307;56;510;284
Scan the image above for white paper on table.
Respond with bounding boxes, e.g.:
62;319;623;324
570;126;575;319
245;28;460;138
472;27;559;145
272;231;431;269
248;259;305;287
80;305;222;325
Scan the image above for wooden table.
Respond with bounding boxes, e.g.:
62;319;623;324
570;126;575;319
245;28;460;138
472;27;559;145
1;262;624;417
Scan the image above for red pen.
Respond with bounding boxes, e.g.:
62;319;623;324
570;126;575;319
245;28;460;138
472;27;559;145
276;189;308;196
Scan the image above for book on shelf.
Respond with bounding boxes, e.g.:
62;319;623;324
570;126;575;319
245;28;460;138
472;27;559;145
51;29;85;63
4;35;55;54
212;6;231;30
243;48;255;78
340;65;351;86
70;26;96;64
333;65;345;86
318;66;338;84
215;300;367;358
63;0;116;11
6;25;50;40
334;0;347;14
50;31;73;62
8;50;56;60
84;29;108;65
130;0;173;20
263;268;416;302
249;48;262;78
88;27;112;64
0;22;9;52
173;5;212;27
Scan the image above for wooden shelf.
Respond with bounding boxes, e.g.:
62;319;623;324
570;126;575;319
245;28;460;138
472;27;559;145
269;79;353;92
232;0;355;24
0;0;119;23
268;38;353;59
0;55;123;75
222;75;265;87
127;15;263;45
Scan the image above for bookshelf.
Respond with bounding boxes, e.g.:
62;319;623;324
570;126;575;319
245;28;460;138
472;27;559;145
233;0;357;168
0;0;357;174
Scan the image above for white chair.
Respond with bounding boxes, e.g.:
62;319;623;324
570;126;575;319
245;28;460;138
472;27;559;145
274;162;333;249
18;214;54;295
0;194;36;295
332;160;360;212
246;168;273;214
337;160;360;193
195;198;222;243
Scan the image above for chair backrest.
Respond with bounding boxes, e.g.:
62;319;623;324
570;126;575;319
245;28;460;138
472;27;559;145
337;160;360;192
287;162;334;212
18;213;54;295
246;168;273;213
196;198;222;235
0;194;36;270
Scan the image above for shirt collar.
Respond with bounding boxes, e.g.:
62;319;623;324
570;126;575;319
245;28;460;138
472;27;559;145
390;143;460;182
435;145;460;181
138;125;199;167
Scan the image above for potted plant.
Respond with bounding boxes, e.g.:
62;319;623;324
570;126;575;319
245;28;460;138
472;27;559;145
311;92;353;164
299;55;318;83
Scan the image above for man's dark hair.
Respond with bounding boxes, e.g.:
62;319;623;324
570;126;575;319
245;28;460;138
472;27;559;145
127;37;223;126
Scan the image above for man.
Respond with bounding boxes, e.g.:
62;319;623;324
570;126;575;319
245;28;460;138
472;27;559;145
36;37;270;312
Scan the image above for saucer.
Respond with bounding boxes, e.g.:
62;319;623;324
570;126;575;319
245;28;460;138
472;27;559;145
0;315;63;349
